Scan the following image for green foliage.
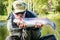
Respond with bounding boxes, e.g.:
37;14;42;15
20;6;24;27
0;0;14;15
0;0;60;15
7;0;14;14
25;0;60;15
0;15;7;21
0;2;4;15
56;1;60;12
0;26;8;40
0;0;8;15
40;14;60;40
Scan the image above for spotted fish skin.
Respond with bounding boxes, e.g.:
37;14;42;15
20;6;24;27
13;18;56;30
23;18;56;30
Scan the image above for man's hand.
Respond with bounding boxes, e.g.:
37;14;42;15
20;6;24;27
17;22;27;28
35;23;43;28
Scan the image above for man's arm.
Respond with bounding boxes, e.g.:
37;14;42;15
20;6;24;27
7;13;13;32
7;19;13;32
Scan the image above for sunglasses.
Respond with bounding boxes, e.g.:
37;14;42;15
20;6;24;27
15;11;25;15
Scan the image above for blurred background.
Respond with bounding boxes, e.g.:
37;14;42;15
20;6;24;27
0;0;60;40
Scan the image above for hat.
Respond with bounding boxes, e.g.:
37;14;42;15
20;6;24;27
13;1;27;13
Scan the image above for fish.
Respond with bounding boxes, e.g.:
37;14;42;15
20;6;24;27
13;18;56;30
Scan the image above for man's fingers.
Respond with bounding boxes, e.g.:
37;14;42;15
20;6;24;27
23;24;27;28
18;23;27;28
19;23;24;28
35;23;43;28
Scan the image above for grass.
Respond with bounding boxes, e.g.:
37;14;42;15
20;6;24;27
41;19;60;40
38;14;60;40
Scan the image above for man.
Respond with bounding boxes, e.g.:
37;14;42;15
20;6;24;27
6;1;56;40
6;1;42;40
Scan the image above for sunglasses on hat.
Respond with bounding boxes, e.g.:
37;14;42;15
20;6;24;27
15;11;25;15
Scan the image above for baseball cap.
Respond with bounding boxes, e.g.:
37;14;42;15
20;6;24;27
12;1;27;13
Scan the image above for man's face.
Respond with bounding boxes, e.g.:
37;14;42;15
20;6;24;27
14;12;25;19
